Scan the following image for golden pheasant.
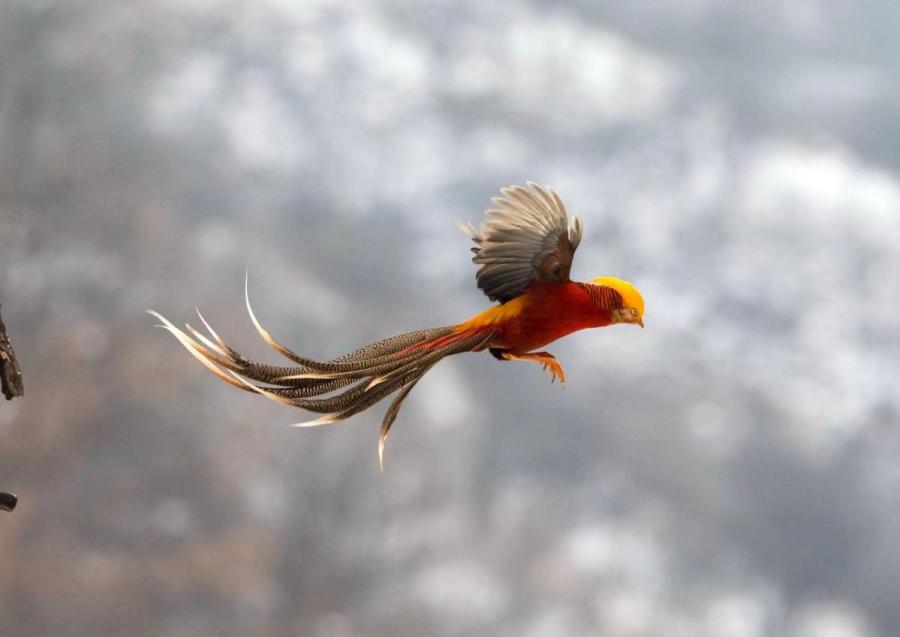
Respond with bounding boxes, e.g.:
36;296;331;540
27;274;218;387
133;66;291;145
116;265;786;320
151;183;644;468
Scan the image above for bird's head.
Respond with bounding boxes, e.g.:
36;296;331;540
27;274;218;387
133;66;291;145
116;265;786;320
592;277;645;328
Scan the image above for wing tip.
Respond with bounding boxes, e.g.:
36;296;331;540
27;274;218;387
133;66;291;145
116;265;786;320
457;221;479;239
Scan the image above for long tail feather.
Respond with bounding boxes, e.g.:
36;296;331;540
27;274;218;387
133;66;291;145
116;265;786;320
290;331;493;425
378;362;435;471
150;287;496;468
243;274;456;373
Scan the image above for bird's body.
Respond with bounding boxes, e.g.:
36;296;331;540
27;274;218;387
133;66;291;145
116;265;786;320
458;281;613;354
151;183;644;468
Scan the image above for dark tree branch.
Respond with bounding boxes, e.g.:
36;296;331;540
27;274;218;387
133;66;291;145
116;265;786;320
0;304;24;400
0;303;22;511
0;493;16;512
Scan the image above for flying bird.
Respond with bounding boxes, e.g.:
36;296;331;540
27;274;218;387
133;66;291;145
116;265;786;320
150;183;644;468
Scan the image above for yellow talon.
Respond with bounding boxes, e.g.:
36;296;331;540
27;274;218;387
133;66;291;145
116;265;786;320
500;350;566;385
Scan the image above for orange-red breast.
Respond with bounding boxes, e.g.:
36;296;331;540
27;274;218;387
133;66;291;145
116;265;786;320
151;183;644;468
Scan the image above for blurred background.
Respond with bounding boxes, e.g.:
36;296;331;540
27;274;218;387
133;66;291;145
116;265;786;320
2;1;900;635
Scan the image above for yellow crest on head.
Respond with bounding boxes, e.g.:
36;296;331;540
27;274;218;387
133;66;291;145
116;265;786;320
592;277;645;317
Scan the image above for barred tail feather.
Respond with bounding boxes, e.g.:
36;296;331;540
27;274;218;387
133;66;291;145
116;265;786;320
378;362;435;471
291;330;493;426
150;289;496;468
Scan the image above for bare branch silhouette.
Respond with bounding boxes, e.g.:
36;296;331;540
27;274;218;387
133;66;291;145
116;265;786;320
0;304;23;400
0;303;22;511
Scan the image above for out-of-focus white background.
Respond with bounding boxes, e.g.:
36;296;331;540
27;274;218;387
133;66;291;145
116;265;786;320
2;1;900;635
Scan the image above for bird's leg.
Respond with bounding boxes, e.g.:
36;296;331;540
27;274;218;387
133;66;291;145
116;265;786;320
498;350;566;384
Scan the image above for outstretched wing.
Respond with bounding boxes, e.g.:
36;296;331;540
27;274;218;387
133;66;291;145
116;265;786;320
463;182;583;303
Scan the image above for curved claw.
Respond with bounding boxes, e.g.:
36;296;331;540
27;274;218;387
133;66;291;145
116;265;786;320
538;357;565;384
500;350;566;385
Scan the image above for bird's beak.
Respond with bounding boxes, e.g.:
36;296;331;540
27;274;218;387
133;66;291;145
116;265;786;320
637;317;644;329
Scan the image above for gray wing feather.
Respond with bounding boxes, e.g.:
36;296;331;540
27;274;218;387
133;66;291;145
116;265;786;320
464;182;583;303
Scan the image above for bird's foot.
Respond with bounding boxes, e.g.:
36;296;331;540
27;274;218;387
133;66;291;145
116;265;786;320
539;357;566;384
500;350;566;385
